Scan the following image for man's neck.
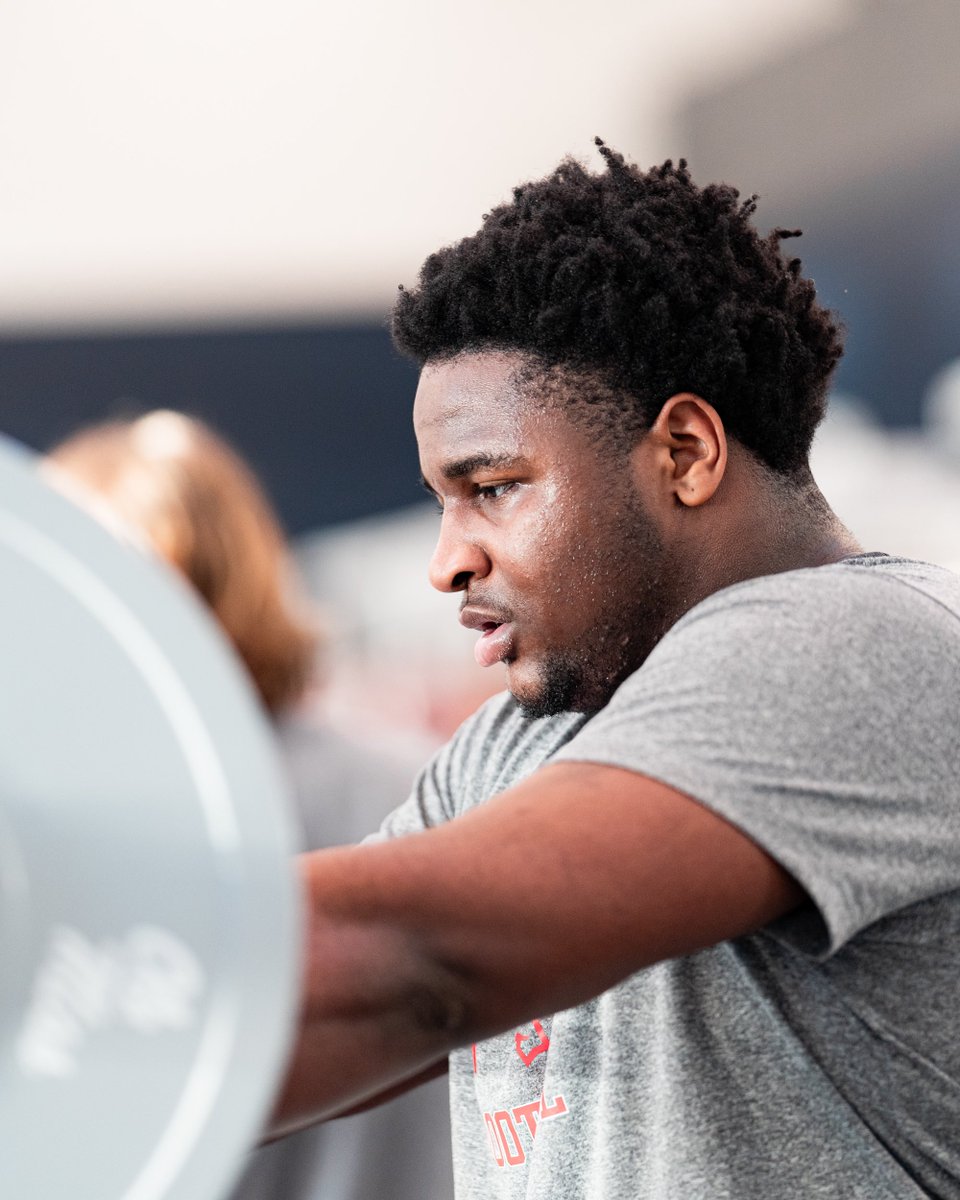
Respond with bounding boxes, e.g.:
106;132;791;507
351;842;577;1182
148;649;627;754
677;467;862;617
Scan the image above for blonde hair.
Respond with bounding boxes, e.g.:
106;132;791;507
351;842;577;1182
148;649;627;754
47;410;320;714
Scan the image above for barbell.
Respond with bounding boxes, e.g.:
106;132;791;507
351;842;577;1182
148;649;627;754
0;433;303;1200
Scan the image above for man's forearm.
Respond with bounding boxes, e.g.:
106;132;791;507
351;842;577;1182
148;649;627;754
268;844;469;1138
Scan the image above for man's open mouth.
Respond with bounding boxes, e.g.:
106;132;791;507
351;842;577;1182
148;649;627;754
473;621;514;668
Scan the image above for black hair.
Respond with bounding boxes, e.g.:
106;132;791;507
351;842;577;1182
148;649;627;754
392;141;844;475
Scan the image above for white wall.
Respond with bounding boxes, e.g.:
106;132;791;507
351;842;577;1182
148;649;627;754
0;0;852;331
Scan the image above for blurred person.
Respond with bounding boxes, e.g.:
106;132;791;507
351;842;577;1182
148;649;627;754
262;145;960;1199
45;410;455;1200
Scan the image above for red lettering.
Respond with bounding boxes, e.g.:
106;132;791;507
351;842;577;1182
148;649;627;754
514;1020;550;1067
483;1113;505;1167
540;1091;568;1121
493;1110;526;1166
480;1090;569;1168
512;1100;541;1138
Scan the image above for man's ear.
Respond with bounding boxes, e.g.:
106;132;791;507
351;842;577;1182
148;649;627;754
638;393;727;507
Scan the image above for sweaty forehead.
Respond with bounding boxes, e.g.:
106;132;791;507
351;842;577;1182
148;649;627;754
412;352;613;481
413;352;531;432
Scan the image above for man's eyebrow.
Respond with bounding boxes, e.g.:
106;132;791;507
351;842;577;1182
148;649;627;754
437;453;522;480
419;453;525;496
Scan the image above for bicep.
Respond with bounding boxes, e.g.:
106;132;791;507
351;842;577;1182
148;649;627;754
389;761;805;1035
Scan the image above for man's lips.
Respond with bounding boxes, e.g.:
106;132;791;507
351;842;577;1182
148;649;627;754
473;622;515;668
459;606;516;669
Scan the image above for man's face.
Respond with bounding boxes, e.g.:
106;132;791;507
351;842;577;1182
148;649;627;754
414;352;678;717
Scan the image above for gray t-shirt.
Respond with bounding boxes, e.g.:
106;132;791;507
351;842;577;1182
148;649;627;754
381;554;960;1199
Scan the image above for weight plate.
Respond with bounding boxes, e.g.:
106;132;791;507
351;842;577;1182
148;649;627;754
0;435;302;1200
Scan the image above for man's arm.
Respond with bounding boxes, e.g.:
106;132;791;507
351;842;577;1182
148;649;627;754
270;761;805;1137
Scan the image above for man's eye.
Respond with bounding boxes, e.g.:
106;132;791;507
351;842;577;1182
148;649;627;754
476;482;515;501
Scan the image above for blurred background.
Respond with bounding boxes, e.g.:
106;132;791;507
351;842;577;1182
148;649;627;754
3;0;960;747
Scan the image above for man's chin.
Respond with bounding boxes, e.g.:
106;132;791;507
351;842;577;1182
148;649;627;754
507;655;599;719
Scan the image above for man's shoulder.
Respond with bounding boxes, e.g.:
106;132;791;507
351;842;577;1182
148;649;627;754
674;553;960;641
599;551;960;729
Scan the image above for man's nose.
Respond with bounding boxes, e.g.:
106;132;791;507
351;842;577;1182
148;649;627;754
427;514;491;593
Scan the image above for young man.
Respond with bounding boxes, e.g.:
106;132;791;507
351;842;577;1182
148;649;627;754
274;144;960;1198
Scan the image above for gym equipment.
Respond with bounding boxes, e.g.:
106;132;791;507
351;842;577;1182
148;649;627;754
0;435;303;1200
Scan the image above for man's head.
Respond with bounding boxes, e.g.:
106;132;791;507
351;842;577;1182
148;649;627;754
395;144;845;716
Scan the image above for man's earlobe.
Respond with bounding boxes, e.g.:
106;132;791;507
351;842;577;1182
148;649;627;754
655;393;727;507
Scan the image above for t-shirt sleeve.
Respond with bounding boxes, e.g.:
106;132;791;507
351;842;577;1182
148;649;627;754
551;568;960;958
365;727;467;842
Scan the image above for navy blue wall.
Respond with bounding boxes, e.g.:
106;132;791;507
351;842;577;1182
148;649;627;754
784;149;960;430
0;322;422;535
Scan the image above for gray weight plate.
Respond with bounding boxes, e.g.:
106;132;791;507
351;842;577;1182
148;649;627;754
0;435;303;1200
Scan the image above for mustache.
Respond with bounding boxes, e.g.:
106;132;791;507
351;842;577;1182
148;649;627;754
459;590;516;624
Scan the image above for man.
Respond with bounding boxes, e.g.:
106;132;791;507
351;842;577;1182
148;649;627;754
273;143;960;1198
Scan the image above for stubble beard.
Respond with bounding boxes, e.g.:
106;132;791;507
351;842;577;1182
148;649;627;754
515;617;662;719
515;652;586;720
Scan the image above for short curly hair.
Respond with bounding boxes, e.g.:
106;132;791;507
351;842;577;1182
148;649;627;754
392;141;844;475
